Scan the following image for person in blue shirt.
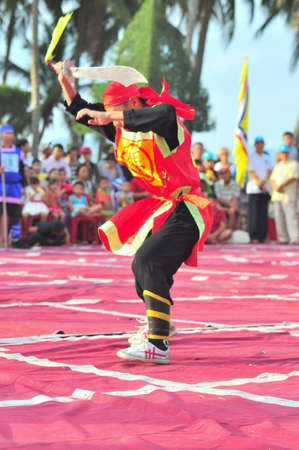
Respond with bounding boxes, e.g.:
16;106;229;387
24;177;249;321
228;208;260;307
0;124;26;244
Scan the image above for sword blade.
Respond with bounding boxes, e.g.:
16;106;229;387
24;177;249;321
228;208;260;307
71;65;148;86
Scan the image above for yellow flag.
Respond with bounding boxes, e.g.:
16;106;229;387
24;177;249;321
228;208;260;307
233;58;249;187
44;12;73;63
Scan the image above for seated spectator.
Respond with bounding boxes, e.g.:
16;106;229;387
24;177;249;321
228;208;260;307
13;220;69;248
22;177;49;228
206;200;232;244
76;164;93;195
202;152;218;184
65;147;80;183
17;138;33;167
130;177;150;201
214;167;241;230
68;181;92;217
58;168;73;195
199;172;213;196
116;180;134;209
94;177;115;219
270;144;299;244
80;146;100;186
44;178;65;221
23;165;34;185
214;147;233;172
42;143;71;179
32;158;47;183
99;153;124;183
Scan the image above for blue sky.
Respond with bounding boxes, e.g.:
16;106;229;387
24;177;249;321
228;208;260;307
1;2;298;162
193;2;299;159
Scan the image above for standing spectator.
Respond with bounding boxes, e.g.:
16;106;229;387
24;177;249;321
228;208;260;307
76;164;93;195
0;124;25;244
270;144;299;244
283;132;298;162
32;158;47;183
42;143;71;179
65;147;80;183
192;142;204;164
41;146;52;161
246;137;272;243
214;167;241;230
206;200;232;244
17;138;33;167
80;146;100;185
22;176;49;228
214;147;233;172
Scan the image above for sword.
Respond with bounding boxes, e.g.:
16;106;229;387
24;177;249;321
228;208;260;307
70;65;148;86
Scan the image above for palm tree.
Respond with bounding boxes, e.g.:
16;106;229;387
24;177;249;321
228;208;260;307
257;0;299;68
30;0;41;157
184;0;255;83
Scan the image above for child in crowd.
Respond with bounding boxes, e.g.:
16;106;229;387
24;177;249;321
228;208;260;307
32;159;47;183
206;200;232;244
94;177;115;219
116;180;134;209
68;181;91;217
45;178;65;221
22;177;49;229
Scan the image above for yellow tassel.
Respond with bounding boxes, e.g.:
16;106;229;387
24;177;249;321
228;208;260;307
44;12;73;63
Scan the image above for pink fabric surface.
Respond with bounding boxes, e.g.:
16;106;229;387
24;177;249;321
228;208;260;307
0;244;299;448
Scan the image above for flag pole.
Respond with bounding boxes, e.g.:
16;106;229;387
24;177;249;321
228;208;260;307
0;147;8;249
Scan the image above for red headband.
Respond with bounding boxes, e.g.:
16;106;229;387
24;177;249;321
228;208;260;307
103;79;195;120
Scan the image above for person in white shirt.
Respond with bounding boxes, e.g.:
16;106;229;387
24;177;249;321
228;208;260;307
246;136;272;243
270;144;299;244
42;143;71;180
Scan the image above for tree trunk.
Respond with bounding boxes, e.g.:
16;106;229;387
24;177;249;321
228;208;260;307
194;0;214;83
2;2;17;84
185;0;200;57
30;0;40;157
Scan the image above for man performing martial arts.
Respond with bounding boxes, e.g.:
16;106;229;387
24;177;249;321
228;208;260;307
53;61;213;364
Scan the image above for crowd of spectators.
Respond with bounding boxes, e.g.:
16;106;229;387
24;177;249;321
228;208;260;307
0;127;298;247
195;131;299;245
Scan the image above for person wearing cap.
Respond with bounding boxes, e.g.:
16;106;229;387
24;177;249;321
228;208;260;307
246;137;272;243
214;167;241;230
270;144;299;244
80;146;100;186
53;60;213;365
201;151;217;184
0;124;26;245
282;132;299;162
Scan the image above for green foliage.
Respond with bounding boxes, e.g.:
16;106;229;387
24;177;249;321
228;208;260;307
112;0;214;133
0;84;31;135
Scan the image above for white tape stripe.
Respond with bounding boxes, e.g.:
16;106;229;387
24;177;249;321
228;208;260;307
0;394;74;407
1;351;299;407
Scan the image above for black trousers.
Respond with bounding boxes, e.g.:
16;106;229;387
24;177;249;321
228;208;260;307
0;203;22;227
248;193;270;242
132;202;199;304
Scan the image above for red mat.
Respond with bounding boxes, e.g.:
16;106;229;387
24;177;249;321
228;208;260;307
0;244;299;449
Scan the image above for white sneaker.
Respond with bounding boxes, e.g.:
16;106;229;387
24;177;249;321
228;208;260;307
117;340;170;364
128;322;177;345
